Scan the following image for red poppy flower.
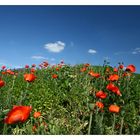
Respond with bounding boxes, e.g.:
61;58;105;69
24;73;36;82
25;65;29;69
80;67;86;72
56;67;60;71
1;65;6;70
108;74;119;81
32;64;36;68
126;64;136;73
88;71;100;78
0;80;5;87
33;112;41;118
106;67;110;72
84;63;90;67
52;74;58;79
6;69;15;75
32;125;37;132
96;91;107;99
106;83;121;96
96;101;104;109
2;71;7;75
113;67;118;72
109;105;120;113
31;68;36;73
32;121;48;132
4;106;32;124
43;62;49;67
119;64;124;69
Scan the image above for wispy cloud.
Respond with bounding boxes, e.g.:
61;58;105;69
115;48;140;55
50;58;55;61
114;51;129;55
88;49;97;54
132;48;140;55
104;56;110;60
31;56;46;60
44;41;65;53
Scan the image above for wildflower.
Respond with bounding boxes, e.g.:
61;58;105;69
4;106;32;124
52;74;58;79
33;112;41;118
123;72;132;77
0;80;5;87
43;61;49;67
25;65;29;69
32;125;37;132
24;73;36;82
113;67;118;72
56;67;60;71
80;67;86;72
109;105;120;113
108;74;119;81
32;122;48;132
96;91;107;99
96;101;104;109
32;64;36;68
126;64;136;73
31;68;36;73
119;64;124;69
88;71;100;78
6;69;15;75
106;67;110;72
2;71;7;75
115;124;121;129
84;63;90;67
1;65;6;70
60;60;64;64
106;83;121;96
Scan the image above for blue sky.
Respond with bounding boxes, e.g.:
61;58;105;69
0;6;140;72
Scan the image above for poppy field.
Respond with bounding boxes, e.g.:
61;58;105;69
0;61;140;135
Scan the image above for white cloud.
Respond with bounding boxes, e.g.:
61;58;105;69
132;48;140;54
88;49;97;54
44;41;65;53
31;56;46;60
132;51;137;54
114;48;140;55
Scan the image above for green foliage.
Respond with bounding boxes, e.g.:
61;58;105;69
0;64;140;134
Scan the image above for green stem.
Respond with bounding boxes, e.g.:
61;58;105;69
99;113;104;134
19;82;29;105
88;111;93;135
3;124;7;134
119;117;124;134
112;113;116;135
6;76;16;107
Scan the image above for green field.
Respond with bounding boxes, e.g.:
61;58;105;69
0;63;140;135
